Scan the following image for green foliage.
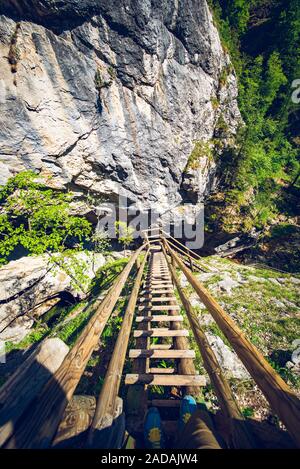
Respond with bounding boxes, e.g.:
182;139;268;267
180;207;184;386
0;171;92;265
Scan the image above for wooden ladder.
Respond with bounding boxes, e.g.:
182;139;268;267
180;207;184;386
125;245;206;436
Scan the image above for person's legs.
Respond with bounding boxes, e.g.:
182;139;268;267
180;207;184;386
176;396;222;449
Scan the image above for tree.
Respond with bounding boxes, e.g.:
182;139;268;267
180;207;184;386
114;221;134;255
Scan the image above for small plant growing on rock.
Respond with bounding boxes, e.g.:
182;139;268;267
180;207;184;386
115;221;134;255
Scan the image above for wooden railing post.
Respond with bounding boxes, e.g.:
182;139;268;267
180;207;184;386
88;250;149;446
164;240;300;447
3;244;146;449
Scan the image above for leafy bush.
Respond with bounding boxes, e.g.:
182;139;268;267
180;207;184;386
0;171;92;265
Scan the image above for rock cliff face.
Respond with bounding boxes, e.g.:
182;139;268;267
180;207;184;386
0;0;240;214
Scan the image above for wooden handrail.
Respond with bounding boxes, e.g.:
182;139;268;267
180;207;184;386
163;241;300;447
88;250;149;445
3;244;147;449
162;243;256;448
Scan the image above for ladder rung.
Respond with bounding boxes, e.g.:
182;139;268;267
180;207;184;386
125;374;206;386
134;329;188;338
144;284;173;288
129;349;195;358
135;315;183;322
142;289;174;294
149;368;175;374
139;297;177;302
138;305;180;311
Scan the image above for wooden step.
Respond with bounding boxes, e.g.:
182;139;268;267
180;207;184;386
135;315;183;323
134;329;188;338
138;305;180;311
139;297;177;302
149;368;175;374
141;289;174;294
125;374;206;386
129;349;195;358
150;269;169;272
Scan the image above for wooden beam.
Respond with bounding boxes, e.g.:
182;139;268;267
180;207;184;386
138;305;180;311
125;374;206;386
129;349;195;359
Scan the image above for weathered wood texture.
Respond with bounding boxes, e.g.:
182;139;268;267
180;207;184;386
129;349;195;359
3;245;146;449
163;245;256;448
164;240;300;447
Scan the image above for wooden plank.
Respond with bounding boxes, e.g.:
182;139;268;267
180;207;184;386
134;329;188;338
129;349;195;359
88;251;149;445
135;315;183;323
0;338;69;447
144;283;173;287
164;240;300;447
149;368;175;374
149;344;172;350
125;374;206;386
3;244;146;449
138;305;180;311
